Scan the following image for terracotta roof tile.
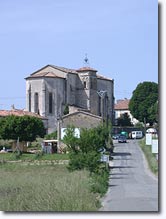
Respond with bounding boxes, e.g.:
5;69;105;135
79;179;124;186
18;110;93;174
114;99;130;110
0;109;47;119
76;67;97;72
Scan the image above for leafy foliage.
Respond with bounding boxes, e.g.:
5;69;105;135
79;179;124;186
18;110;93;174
62;123;112;196
0;115;45;142
116;113;133;127
44;131;57;140
63;123;112;173
129;82;158;125
63;104;69;115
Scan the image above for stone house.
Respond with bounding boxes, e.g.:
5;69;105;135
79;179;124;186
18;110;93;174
0;107;48;130
25;65;114;133
114;99;139;125
57;111;103;152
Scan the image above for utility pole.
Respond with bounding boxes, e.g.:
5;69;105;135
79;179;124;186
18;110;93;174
144;117;146;135
97;90;107;124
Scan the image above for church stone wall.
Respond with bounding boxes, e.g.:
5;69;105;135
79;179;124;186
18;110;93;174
26;65;114;133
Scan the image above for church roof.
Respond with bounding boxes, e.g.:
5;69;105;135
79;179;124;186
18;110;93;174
25;64;113;81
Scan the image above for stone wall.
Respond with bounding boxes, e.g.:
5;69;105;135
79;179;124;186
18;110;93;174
57;111;102;151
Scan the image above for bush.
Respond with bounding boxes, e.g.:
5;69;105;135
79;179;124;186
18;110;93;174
44;131;57;140
63;123;112;196
63;124;111;173
90;168;109;195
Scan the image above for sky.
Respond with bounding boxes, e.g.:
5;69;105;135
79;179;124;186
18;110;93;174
0;0;158;110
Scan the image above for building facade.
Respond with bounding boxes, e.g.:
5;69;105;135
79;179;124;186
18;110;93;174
25;65;114;133
114;99;139;125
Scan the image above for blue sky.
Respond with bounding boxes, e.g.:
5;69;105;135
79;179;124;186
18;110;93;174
0;0;158;110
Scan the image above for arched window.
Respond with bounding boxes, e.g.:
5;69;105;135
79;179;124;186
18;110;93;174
83;81;87;89
34;93;39;113
29;92;31;112
49;92;53;114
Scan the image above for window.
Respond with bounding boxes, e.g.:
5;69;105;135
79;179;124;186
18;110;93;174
98;95;101;116
29;92;31;112
34;93;39;113
49;92;53;114
83;81;86;88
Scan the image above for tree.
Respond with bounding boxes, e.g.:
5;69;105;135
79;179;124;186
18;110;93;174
129;82;158;125
63;123;112;173
0;115;45;142
116;113;133;127
148;101;158;124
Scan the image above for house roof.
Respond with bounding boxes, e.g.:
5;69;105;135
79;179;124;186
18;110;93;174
25;64;113;81
62;110;102;120
0;109;47;120
114;99;130;110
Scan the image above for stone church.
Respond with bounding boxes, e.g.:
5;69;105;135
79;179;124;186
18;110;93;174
25;64;114;133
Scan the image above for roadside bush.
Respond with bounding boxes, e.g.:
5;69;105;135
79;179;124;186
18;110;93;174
63;124;111;173
90;168;109;195
63;123;111;196
68;151;101;173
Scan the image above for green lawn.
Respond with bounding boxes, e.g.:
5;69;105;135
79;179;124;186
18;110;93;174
0;163;100;211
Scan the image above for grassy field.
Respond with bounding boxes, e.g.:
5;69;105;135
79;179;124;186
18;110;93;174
0;152;69;162
0;163;100;211
139;138;158;175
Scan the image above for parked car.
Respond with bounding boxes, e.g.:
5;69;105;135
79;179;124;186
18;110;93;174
131;131;143;139
118;135;127;143
112;134;120;140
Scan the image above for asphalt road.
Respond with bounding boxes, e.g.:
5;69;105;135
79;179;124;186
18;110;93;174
100;139;158;212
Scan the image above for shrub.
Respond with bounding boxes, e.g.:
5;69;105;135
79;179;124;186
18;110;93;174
63;123;111;196
90;168;109;195
44;131;57;140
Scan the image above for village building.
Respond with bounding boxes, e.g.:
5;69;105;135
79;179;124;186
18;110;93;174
114;98;139;125
25;64;114;133
0;106;48;130
57;111;103;152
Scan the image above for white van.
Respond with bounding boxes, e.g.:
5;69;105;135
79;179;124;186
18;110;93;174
131;131;143;139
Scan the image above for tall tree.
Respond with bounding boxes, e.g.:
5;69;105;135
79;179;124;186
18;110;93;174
0;115;45;141
129;82;158;125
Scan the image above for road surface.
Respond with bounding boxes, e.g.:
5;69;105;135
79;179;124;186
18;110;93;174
100;139;158;212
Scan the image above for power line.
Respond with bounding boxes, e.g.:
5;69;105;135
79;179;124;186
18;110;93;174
0;96;26;100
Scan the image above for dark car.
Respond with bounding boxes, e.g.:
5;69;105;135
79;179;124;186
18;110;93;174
118;135;127;143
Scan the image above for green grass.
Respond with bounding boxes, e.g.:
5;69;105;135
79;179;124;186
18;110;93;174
139;138;158;175
0;152;69;162
0;164;100;211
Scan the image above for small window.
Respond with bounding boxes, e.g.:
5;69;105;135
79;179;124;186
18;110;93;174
49;92;53;114
83;81;86;88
